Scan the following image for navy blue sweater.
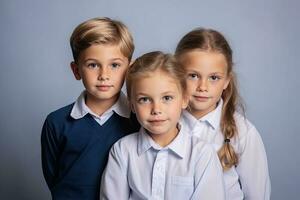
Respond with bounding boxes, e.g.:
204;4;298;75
41;103;139;200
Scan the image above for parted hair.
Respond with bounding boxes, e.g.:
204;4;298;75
175;28;244;171
126;51;187;101
70;17;134;63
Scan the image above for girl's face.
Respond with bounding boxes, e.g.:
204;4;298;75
131;70;187;146
180;50;230;119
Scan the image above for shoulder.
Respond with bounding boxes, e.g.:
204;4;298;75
234;112;258;140
46;103;74;123
233;112;266;153
43;103;75;133
110;132;139;155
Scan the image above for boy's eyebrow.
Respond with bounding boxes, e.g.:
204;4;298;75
82;58;126;63
110;58;127;62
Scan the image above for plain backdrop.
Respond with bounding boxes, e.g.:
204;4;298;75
0;0;299;199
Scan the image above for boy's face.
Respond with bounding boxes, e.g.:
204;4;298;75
131;70;187;146
71;44;129;106
180;50;230;119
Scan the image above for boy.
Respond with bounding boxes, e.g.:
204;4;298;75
41;17;139;200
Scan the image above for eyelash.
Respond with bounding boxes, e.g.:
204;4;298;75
162;95;173;102
209;75;221;81
138;97;151;104
187;73;221;81
111;63;121;69
187;73;199;80
85;62;121;69
87;62;99;68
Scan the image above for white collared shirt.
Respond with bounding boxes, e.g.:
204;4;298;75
180;99;271;200
70;91;130;125
100;124;225;200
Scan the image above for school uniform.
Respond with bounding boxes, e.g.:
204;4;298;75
41;91;139;200
180;99;271;200
100;123;225;200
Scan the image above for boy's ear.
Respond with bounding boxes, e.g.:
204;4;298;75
130;102;136;113
70;62;81;80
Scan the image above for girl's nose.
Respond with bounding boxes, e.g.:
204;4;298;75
196;79;208;92
151;102;162;115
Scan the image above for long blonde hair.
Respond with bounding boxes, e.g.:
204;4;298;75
175;28;244;170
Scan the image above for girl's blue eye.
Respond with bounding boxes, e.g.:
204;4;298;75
187;73;199;80
162;95;173;102
111;63;121;69
209;75;220;81
138;97;151;104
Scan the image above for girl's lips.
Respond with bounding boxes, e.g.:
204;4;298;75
148;119;167;125
193;95;210;102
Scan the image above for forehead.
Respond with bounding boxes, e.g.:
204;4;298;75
132;70;182;94
181;50;228;73
78;44;127;61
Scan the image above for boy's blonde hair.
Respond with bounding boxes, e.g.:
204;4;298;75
126;51;187;101
70;17;134;63
176;28;244;171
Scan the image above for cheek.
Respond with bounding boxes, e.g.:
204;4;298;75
113;69;127;85
135;105;149;119
186;81;197;93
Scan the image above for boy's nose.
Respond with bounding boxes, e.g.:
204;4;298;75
98;67;110;81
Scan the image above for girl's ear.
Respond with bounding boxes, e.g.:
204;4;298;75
129;59;135;67
182;94;189;109
70;61;82;80
223;72;232;90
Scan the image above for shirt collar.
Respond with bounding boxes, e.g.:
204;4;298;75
137;123;187;159
200;99;223;130
181;99;223;131
70;91;130;119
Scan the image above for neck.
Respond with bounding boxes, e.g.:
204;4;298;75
85;92;119;116
149;126;179;147
187;105;217;119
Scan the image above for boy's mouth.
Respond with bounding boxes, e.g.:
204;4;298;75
96;85;113;91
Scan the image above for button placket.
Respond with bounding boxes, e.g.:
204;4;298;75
151;150;168;200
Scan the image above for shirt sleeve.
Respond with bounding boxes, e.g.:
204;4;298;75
191;144;226;200
41;117;60;190
236;126;271;200
100;141;130;200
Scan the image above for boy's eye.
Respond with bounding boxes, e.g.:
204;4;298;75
209;75;220;81
138;97;151;104
187;73;199;80
162;95;173;102
87;63;99;68
111;63;121;69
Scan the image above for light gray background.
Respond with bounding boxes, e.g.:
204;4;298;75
0;0;299;199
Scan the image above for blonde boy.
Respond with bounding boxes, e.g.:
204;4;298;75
41;17;139;200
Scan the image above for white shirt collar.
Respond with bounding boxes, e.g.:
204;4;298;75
137;123;187;159
181;99;223;131
70;91;130;119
